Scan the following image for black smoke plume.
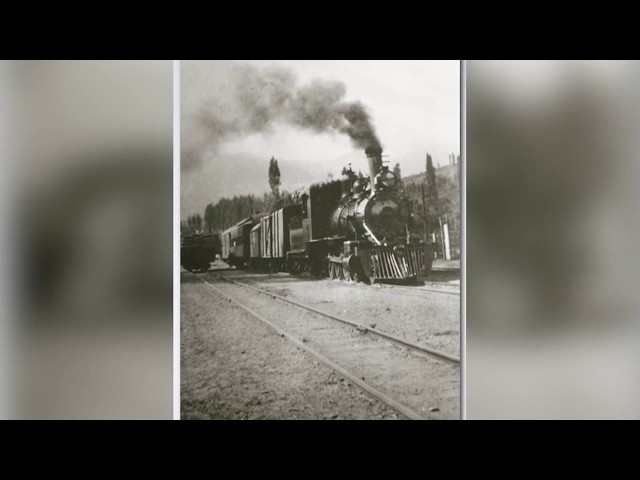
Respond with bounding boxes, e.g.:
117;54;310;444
183;64;380;170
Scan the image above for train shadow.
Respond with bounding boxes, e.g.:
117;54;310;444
216;271;324;285
180;263;234;283
181;270;203;284
420;270;460;284
375;279;427;287
182;265;459;289
206;270;456;289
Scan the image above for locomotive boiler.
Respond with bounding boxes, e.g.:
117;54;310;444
286;146;434;283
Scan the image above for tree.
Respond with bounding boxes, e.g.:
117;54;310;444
268;157;281;200
204;203;215;233
393;162;404;191
211;232;222;256
194;213;202;232
425;154;439;214
423;153;440;236
185;213;203;233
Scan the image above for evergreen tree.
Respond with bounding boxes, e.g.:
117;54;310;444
393;162;404;191
268;157;281;200
425;154;439;215
185;213;203;233
204;203;215;233
422;153;440;236
211;232;222;255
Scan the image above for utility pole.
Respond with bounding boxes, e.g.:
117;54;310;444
420;183;429;242
438;216;446;260
443;216;451;260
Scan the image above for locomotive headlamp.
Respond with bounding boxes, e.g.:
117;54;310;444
377;170;397;188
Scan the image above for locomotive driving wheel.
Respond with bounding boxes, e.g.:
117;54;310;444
342;265;350;281
328;262;336;279
342;266;349;282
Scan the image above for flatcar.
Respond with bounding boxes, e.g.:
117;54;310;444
181;233;217;272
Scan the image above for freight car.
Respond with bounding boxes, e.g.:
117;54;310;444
242;147;434;283
221;214;263;268
180;233;217;272
248;205;298;271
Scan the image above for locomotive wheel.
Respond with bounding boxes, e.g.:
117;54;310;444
342;266;350;281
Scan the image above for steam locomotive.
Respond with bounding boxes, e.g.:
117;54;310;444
221;147;434;283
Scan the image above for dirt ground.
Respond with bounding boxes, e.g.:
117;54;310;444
209;266;460;358
181;263;460;420
181;275;401;419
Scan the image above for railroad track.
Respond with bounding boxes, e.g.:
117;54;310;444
195;273;459;420
377;284;460;297
210;272;460;363
208;268;460;297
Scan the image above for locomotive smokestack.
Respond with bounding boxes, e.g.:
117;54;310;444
365;146;383;193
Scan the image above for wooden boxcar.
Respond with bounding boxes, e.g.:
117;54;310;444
254;205;300;271
221;216;260;268
249;223;261;268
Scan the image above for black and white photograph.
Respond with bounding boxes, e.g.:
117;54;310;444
180;60;461;420
4;59;640;421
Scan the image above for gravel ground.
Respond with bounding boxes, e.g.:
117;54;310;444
182;263;460;420
208;267;460;358
181;273;401;420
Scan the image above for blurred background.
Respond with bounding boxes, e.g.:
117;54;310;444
467;60;640;419
0;60;173;419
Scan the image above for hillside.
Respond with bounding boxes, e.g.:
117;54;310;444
401;163;460;259
403;163;459;186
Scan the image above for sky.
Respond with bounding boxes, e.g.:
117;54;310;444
181;60;460;218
